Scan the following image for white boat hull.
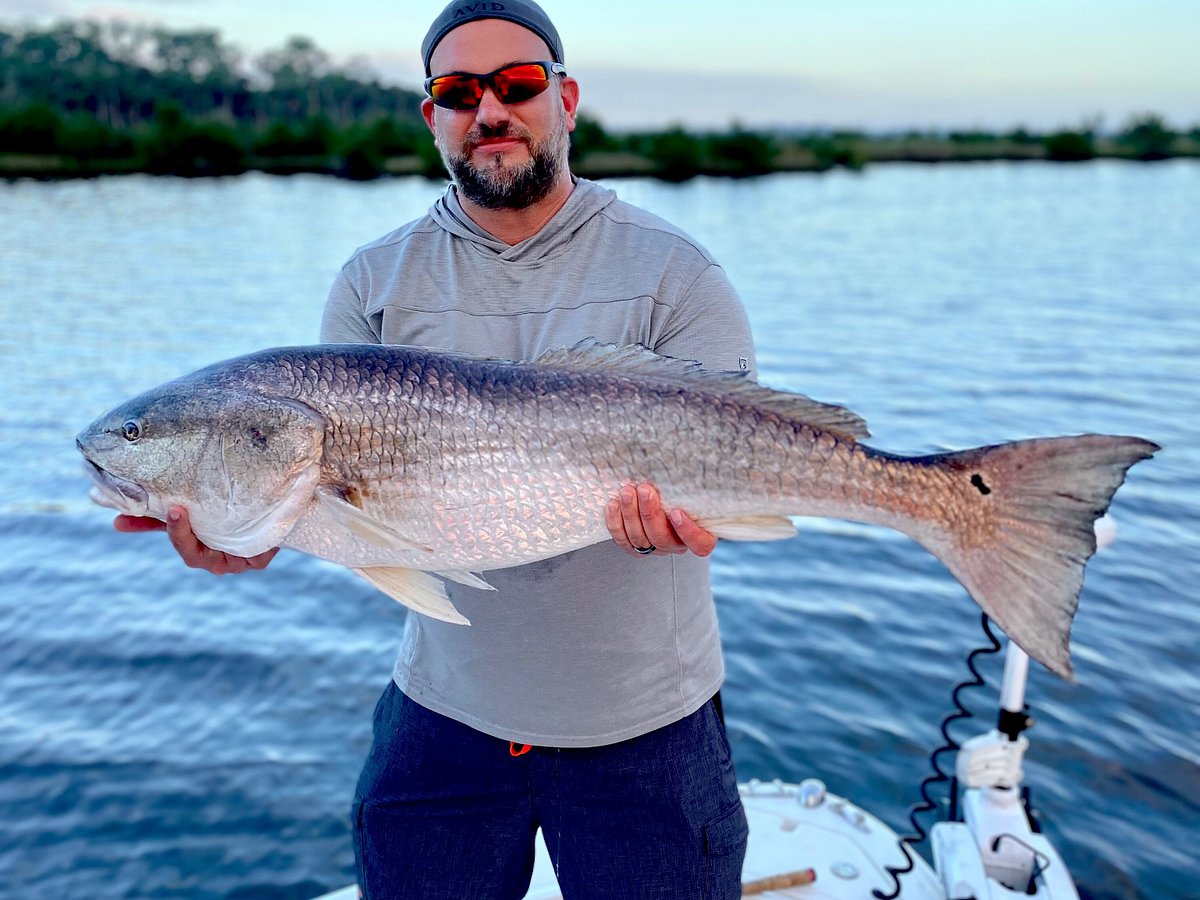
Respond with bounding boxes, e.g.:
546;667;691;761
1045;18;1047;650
311;779;944;899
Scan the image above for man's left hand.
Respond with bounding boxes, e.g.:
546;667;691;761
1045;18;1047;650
605;483;717;558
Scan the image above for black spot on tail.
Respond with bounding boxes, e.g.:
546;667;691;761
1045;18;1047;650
971;473;992;495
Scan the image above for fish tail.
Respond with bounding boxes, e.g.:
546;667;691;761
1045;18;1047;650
912;434;1159;679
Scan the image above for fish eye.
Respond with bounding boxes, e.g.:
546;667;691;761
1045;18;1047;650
121;419;142;442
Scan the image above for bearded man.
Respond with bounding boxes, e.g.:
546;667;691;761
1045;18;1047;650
121;2;757;896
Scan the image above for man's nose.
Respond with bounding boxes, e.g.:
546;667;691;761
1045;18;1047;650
474;86;510;127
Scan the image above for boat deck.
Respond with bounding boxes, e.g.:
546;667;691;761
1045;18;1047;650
311;780;944;899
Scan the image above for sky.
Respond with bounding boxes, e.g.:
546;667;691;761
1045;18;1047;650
3;0;1198;132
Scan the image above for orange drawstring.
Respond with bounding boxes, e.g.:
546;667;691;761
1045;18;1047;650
509;741;532;757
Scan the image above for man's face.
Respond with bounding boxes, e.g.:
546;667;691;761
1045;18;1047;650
422;19;578;210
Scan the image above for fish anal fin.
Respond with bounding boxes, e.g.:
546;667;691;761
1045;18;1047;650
435;570;496;591
353;567;471;625
696;515;797;542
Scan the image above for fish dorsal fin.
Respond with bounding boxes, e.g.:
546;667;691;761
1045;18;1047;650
532;340;870;441
316;488;434;554
533;340;706;377
352;567;471;624
744;392;870;440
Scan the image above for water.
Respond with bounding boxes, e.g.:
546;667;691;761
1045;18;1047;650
1;162;1197;899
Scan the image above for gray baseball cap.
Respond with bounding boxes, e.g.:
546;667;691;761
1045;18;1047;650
422;0;564;75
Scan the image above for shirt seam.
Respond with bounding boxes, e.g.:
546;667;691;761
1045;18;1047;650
672;555;687;709
596;206;717;263
656;263;723;349
370;294;677;320
344;220;441;268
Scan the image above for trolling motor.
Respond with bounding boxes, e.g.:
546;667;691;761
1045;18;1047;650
923;519;1125;898
872;618;1084;900
930;642;1079;898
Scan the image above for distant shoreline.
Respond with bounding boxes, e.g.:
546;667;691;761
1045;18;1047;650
6;22;1196;183
3;140;1197;182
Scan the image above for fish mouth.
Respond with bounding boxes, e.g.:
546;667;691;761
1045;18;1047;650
78;446;150;515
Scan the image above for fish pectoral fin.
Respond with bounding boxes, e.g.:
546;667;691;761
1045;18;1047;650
434;570;496;591
352;567;471;625
696;515;797;542
316;488;433;553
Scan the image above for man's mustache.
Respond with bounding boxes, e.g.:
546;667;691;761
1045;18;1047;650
465;123;533;152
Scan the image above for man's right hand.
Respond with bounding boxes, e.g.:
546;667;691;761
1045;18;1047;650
114;506;279;575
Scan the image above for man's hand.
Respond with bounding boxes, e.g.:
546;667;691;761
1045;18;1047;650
114;506;279;574
605;483;717;559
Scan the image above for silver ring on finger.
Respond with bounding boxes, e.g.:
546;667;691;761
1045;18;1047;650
634;544;656;555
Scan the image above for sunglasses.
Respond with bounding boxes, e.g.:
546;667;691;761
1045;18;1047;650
425;61;567;111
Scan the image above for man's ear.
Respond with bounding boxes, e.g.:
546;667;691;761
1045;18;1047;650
559;76;580;132
421;97;437;136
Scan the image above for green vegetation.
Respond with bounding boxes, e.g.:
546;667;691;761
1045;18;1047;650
0;21;428;177
1044;130;1096;162
1116;114;1176;161
2;21;1197;181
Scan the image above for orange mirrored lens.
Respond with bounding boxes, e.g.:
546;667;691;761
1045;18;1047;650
430;74;484;109
429;63;552;110
492;64;551;103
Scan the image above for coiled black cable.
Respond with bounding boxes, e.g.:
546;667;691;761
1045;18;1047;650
872;614;1004;900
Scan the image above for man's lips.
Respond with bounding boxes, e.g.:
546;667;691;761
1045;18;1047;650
471;137;527;154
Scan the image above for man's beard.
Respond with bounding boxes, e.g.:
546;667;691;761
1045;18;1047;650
443;114;569;210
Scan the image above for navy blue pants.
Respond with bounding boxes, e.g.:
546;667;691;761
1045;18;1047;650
352;682;748;899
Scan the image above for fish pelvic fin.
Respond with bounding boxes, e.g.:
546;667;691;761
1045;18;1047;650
352;567;471;625
914;434;1159;680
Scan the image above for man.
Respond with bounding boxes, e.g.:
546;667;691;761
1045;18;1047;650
117;2;756;896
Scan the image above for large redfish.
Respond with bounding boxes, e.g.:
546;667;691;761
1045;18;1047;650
76;342;1158;678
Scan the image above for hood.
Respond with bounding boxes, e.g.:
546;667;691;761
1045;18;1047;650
427;178;618;264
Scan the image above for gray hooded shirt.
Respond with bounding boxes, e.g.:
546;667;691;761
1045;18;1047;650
321;178;755;746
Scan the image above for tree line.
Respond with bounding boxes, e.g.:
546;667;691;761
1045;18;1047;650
1;21;1197;180
0;21;434;176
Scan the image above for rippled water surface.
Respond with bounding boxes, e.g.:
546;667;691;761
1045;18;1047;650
1;162;1197;899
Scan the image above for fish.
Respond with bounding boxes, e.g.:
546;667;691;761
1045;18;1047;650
76;341;1159;678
